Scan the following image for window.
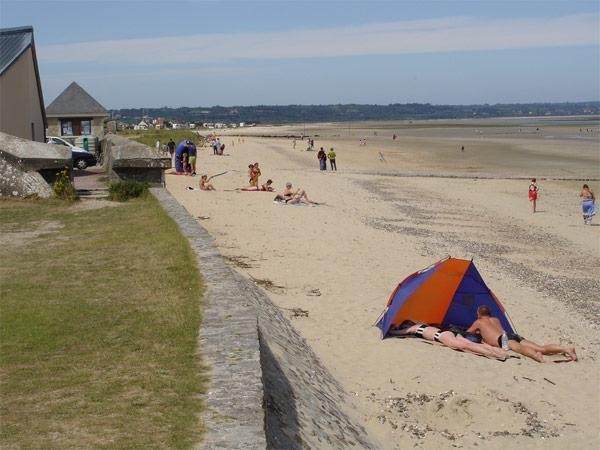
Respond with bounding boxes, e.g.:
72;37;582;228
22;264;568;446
61;120;73;136
81;120;92;135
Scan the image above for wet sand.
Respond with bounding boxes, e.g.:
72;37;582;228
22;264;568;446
168;118;599;449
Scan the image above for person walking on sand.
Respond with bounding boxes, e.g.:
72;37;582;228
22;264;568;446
466;305;577;363
580;184;597;225
528;178;539;213
327;147;337;171
317;147;327;171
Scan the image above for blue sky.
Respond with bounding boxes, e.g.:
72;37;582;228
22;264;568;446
2;0;599;108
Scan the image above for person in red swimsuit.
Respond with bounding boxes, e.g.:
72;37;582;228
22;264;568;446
528;178;538;213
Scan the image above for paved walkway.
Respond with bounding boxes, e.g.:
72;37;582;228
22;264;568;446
73;166;108;198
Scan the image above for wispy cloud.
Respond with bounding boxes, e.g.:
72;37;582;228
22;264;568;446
38;14;599;64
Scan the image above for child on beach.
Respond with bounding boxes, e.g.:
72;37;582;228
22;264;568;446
199;175;215;191
250;162;261;186
528;178;538;213
181;151;190;176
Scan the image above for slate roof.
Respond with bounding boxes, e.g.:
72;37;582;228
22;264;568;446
0;26;46;128
46;81;108;116
0;26;34;76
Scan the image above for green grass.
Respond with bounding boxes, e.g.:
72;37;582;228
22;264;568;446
117;129;203;148
0;196;205;448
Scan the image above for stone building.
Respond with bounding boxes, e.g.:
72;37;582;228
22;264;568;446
0;26;47;142
45;81;108;152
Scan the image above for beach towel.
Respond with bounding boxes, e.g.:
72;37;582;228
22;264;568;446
273;200;318;207
582;199;597;218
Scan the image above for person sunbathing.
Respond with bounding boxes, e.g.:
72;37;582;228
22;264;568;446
466;305;577;362
241;179;274;191
199;175;215;191
390;320;507;361
274;182;318;204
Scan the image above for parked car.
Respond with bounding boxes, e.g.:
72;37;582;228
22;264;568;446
47;136;97;170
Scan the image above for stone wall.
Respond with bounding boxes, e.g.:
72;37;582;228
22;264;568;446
101;134;171;186
0;131;70;197
151;188;376;450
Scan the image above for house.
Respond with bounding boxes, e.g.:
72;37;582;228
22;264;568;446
134;120;149;131
45;81;108;152
0;26;47;142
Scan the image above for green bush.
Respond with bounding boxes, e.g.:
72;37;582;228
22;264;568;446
53;168;78;201
108;180;149;202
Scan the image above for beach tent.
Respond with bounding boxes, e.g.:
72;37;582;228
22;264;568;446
376;257;517;338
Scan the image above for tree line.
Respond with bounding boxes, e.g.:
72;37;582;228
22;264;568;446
111;101;599;124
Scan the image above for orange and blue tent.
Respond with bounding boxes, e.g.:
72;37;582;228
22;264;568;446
376;257;517;338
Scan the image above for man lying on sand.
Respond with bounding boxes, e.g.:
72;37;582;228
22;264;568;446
466;305;577;362
274;182;318;205
390;321;507;361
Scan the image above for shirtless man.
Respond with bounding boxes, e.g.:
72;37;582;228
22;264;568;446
273;182;317;204
466;305;577;362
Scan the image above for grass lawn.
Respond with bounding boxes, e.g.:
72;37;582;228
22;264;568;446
0;196;205;448
118;129;203;148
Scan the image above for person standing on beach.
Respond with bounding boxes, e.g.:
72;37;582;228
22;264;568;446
327;147;337;171
188;142;197;175
250;162;261;186
167;139;176;166
317;147;327;170
580;184;597;225
528;178;539;213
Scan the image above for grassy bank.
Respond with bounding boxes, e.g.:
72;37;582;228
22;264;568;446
0;196;205;448
118;129;202;148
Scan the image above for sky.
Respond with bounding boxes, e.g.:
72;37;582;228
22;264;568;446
2;0;599;109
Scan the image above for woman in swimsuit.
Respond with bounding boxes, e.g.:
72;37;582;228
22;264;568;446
241;179;274;191
390;321;507;361
528;178;538;213
580;184;596;225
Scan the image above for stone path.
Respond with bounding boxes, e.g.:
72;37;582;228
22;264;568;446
73;166;108;198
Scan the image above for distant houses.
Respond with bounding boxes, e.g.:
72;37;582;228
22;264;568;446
0;26;47;142
45;81;108;152
134;120;149;131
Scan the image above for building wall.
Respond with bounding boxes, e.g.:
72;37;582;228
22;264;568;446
92;117;104;138
46;116;105;139
46;117;60;137
0;48;45;142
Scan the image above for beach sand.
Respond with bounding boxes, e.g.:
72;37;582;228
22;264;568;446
167;119;599;449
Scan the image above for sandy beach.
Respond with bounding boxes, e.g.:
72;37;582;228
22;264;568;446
167;119;599;449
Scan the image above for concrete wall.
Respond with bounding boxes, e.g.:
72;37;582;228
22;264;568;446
151;188;378;450
102;134;171;186
0;130;71;197
0;47;45;143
